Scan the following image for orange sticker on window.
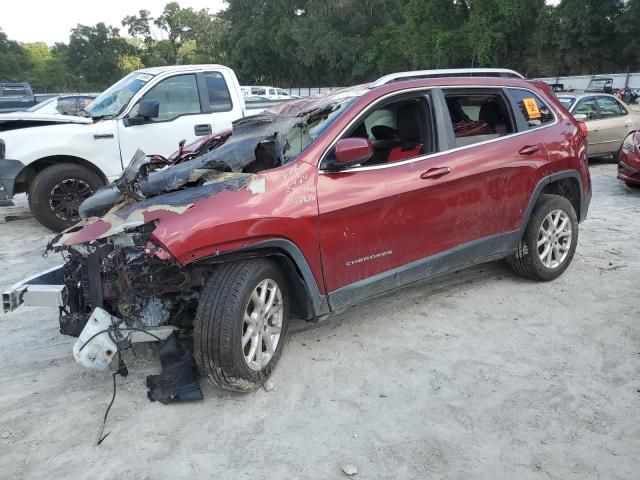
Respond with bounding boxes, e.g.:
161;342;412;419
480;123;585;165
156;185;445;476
523;98;541;119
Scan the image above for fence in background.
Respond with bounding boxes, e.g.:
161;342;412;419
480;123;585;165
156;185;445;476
535;73;640;90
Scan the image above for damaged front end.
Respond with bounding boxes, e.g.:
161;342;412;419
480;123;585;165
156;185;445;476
3;98;355;387
56;221;204;338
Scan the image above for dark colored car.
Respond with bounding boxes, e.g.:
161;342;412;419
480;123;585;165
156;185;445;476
4;68;591;393
617;130;640;187
0;83;35;112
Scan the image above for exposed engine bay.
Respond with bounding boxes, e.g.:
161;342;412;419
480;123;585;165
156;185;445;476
58;222;208;338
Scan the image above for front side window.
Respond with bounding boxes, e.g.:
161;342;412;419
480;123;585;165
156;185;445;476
322;94;433;168
276;88;289;96
574;98;599;121
204;72;232;112
140;74;201;122
508;89;555;129
596;96;627;118
445;91;515;147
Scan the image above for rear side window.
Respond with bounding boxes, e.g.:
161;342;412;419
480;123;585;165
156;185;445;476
508;89;555;129
596;96;627;118
1;86;27;98
204;72;232;112
444;91;515;147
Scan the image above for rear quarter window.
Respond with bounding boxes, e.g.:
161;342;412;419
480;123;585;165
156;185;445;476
508;89;555;129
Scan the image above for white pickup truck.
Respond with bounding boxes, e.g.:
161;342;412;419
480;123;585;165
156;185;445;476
0;65;264;231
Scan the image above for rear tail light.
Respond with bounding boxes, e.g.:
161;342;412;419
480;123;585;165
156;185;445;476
578;122;588;138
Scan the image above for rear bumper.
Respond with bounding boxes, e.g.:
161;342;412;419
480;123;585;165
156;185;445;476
3;265;66;313
0;158;25;205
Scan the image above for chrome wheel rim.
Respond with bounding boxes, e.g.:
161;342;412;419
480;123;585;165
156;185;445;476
537;209;572;269
242;278;283;371
49;178;93;222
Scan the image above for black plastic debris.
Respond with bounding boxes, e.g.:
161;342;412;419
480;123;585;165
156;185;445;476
146;334;203;404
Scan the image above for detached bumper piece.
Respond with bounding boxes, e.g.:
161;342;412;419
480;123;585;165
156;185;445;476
147;333;203;404
3;265;66;313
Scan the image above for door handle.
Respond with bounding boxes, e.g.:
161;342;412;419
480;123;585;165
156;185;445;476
420;167;451;179
194;124;212;136
518;145;540;155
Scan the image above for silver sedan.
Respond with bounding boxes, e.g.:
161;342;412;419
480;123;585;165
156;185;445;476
558;93;640;158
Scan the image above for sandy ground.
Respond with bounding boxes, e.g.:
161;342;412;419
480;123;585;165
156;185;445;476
0;162;639;480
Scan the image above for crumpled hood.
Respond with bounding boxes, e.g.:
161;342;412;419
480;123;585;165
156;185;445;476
52;112;300;249
79;112;300;220
52;170;266;249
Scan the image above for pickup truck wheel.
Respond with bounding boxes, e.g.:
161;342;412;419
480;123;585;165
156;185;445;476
194;259;289;392
508;194;578;281
29;164;103;232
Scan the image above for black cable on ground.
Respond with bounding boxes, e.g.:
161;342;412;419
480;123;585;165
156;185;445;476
96;351;128;446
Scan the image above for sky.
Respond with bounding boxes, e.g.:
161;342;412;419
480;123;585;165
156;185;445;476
1;0;226;45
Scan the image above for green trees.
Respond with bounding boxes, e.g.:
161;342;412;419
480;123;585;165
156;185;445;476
1;0;639;92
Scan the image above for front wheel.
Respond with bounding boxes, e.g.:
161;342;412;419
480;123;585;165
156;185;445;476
194;259;289;392
508;194;578;281
29;163;104;232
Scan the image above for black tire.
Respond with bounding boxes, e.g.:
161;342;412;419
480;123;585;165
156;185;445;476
194;259;290;392
626;181;640;189
29;163;104;232
508;194;578;281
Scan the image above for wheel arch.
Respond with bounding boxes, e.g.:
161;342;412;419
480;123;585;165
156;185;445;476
192;238;331;320
14;155;108;195
521;171;585;233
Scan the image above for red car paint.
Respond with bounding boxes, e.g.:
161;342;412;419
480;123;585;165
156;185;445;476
143;77;591;301
60;76;591;313
618;130;640;186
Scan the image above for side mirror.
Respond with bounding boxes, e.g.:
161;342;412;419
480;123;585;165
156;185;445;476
138;99;160;119
327;138;373;170
124;99;160;126
574;113;588;122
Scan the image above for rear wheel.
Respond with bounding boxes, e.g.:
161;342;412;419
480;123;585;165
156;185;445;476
29;163;104;232
508;194;578;281
194;259;289;392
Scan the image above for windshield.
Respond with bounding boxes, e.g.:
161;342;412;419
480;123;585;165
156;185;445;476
558;97;576;110
283;97;356;160
84;72;154;118
27;97;57;113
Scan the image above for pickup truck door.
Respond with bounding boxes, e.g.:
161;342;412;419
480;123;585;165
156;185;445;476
117;71;239;163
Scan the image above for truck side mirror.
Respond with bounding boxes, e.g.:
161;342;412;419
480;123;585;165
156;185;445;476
138;99;160;119
125;100;160;126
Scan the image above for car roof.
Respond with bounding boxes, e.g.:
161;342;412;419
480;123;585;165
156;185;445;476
268;76;545;118
135;64;231;75
557;92;620;100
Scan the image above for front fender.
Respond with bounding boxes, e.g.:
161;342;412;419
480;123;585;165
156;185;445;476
2;121;123;177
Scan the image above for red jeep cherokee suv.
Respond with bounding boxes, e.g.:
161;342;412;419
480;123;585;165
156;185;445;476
5;69;591;392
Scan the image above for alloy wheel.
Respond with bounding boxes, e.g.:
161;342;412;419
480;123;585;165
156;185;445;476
49;178;93;222
242;278;284;371
537;209;572;269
